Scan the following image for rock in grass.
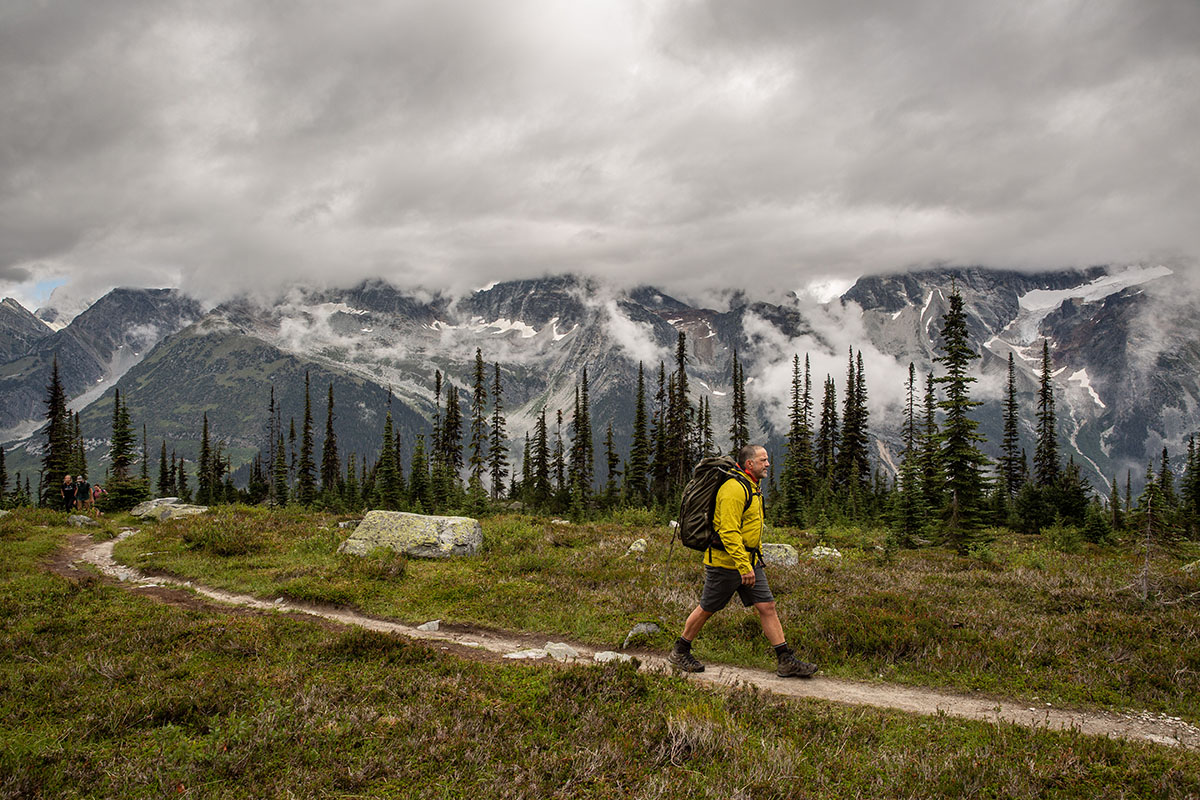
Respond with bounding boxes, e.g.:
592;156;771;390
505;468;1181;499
810;545;842;559
622;622;661;649
503;649;548;660
1182;560;1198;574
544;642;580;662
155;505;208;521
68;515;100;527
761;543;799;566
337;510;482;559
129;498;179;517
417;620;440;632
594;651;633;663
625;538;647;556
0;509;9;518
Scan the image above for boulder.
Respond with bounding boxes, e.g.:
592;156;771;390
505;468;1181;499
625;538;647;556
622;621;661;649
68;514;100;528
761;543;799;566
130;498;179;517
155;505;208;522
417;620;440;632
503;648;548;660
594;651;633;664
337;510;483;559
811;545;842;559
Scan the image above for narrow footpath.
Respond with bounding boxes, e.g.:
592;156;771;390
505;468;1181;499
67;532;1199;752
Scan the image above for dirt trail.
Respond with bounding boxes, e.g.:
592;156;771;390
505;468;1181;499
67;533;1199;752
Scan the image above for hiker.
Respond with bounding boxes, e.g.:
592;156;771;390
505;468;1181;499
91;483;107;514
669;444;818;678
61;474;76;513
74;475;91;512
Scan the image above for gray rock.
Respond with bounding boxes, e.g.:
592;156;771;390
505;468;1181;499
0;509;10;518
337;519;360;529
129;498;179;517
594;651;633;663
155;505;208;521
811;545;842;559
503;649;548;660
68;514;100;528
417;620;440;632
761;543;799;566
625;538;647;556
337;510;483;558
544;642;580;662
623;621;661;649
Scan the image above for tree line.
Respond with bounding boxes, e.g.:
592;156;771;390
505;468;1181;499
6;290;1200;548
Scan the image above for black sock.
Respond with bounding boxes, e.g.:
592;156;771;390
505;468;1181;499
675;637;692;652
773;642;791;659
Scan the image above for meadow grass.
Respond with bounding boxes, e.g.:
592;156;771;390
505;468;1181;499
3;509;1199;798
109;507;1200;723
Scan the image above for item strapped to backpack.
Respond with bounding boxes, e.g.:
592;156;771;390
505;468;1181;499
675;456;759;557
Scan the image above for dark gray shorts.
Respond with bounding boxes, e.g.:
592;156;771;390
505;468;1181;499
699;564;774;612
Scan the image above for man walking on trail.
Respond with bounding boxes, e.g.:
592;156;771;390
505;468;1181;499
669;444;817;678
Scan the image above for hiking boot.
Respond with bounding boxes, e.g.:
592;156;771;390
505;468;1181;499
776;652;817;678
668;648;705;673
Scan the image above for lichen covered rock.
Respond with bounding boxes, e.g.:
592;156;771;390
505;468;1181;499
761;543;799;566
337;510;482;559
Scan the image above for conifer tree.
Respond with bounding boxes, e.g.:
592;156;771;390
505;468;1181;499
836;349;871;498
665;332;692;493
1158;446;1177;510
1110;473;1124;532
553;409;566;498
71;412;86;479
343;452;360;510
781;354;808;525
729;350;749;456
197;413;213;505
271;433;288;505
933;286;989;547
0;445;6;507
604;422;620;507
532;407;552;507
1182;435;1200;538
815;375;838;484
408;434;432;512
468;349;488;507
177;455;191;503
373;412;403;510
140;424;150;488
295;373;317;505
894;362;927;544
1001;353;1023;497
700;396;715;458
520;433;532;492
320;383;340;502
918;371;942;512
158;440;170;497
1033;340;1059;488
488;363;508;500
625;363;651;505
109;389;136;482
40;358;72;507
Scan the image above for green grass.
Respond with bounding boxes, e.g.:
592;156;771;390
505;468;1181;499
111;507;1200;723
2;510;1199;798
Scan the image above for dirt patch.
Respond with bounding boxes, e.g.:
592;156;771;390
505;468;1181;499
59;534;1200;752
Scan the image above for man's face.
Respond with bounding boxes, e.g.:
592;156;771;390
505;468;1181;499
744;448;769;481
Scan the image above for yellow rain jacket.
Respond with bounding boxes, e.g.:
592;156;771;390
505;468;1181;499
703;470;763;574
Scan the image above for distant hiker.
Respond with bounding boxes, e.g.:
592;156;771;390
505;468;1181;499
669;444;817;678
61;474;76;512
91;483;107;508
74;475;91;512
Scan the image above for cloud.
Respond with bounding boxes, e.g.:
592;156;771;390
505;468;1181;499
602;299;671;366
2;0;1198;307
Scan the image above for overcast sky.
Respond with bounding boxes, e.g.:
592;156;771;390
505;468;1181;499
2;0;1198;312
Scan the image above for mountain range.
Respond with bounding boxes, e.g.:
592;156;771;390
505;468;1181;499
1;265;1195;496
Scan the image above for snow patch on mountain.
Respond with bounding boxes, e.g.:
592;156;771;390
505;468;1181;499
1005;265;1172;344
1067;369;1105;409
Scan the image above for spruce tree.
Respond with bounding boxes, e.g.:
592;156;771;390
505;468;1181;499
651;362;668;497
603;422;620;507
343;453;360;510
815;375;838;484
71;413;86;479
1001;353;1023;497
177;455;191;503
894;362;927;544
781;354;807;525
271;433;288;505
488;363;509;500
1033;340;1059;488
918;371;942;513
468;349;489;508
553;409;566;500
40;358;72;507
625;363;651;505
0;444;6;507
532;407;552;507
729;350;749;456
933;286;989;547
197;414;213;505
320;383;340;503
408;434;432;512
158;440;171;497
140;424;150;489
107;390;144;509
295;373;317;505
375;412;403;510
